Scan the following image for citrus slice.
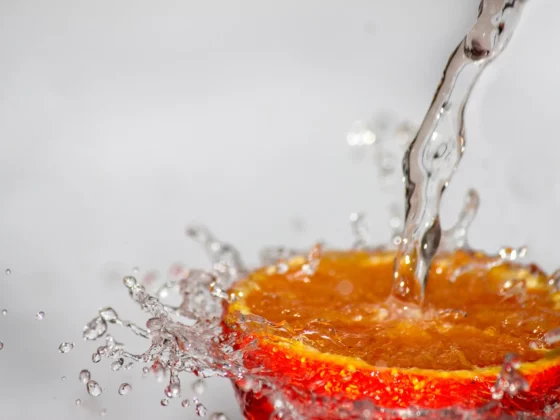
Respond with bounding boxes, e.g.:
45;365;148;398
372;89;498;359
223;249;560;418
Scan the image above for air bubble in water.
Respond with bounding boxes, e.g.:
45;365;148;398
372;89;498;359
181;399;190;408
75;399;81;406
92;352;101;363
118;383;132;395
196;402;208;417
58;342;74;353
192;379;205;395
5;269;10;275
87;380;103;397
160;398;169;407
79;369;91;383
35;311;45;320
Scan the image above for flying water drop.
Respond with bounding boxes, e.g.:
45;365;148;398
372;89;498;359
192;379;205;395
210;413;229;420
79;369;90;383
160;398;169;407
111;358;124;371
87;380;103;397
83;316;108;341
196;402;208;417
35;311;45;320
491;354;529;400
165;382;181;399
118;383;132;395
58;342;74;354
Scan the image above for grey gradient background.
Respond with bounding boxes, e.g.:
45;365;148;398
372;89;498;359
1;0;559;419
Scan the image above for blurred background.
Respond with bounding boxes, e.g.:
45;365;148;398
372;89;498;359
1;0;559;418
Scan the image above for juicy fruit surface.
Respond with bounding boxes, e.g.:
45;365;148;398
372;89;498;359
227;250;560;371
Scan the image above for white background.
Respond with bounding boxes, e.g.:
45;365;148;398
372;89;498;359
1;1;559;419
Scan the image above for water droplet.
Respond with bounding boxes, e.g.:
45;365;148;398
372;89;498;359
61;376;66;381
196;403;207;417
111;358;124;371
544;327;560;346
1;309;6;316
118;383;132;395
160;398;169;407
83;316;108;340
92;352;101;363
181;399;190;408
87;380;103;397
142;366;150;376
58;342;74;353
5;269;11;275
548;269;560;291
100;408;108;417
99;307;119;323
35;311;45;320
123;276;137;288
165;382;181;398
133;266;139;274
276;262;288;274
75;399;81;406
491;353;529;400
0;342;3;350
210;413;229;420
79;369;91;383
498;246;527;261
192;379;205;395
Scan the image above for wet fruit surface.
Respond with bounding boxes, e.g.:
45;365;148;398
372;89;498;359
224;249;560;415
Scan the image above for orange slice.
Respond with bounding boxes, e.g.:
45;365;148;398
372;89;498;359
223;249;560;418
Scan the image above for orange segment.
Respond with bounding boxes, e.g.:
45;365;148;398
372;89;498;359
223;250;560;416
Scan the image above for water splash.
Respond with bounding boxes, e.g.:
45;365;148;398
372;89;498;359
395;0;529;303
347;116;416;247
76;224;559;419
490;354;529;400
